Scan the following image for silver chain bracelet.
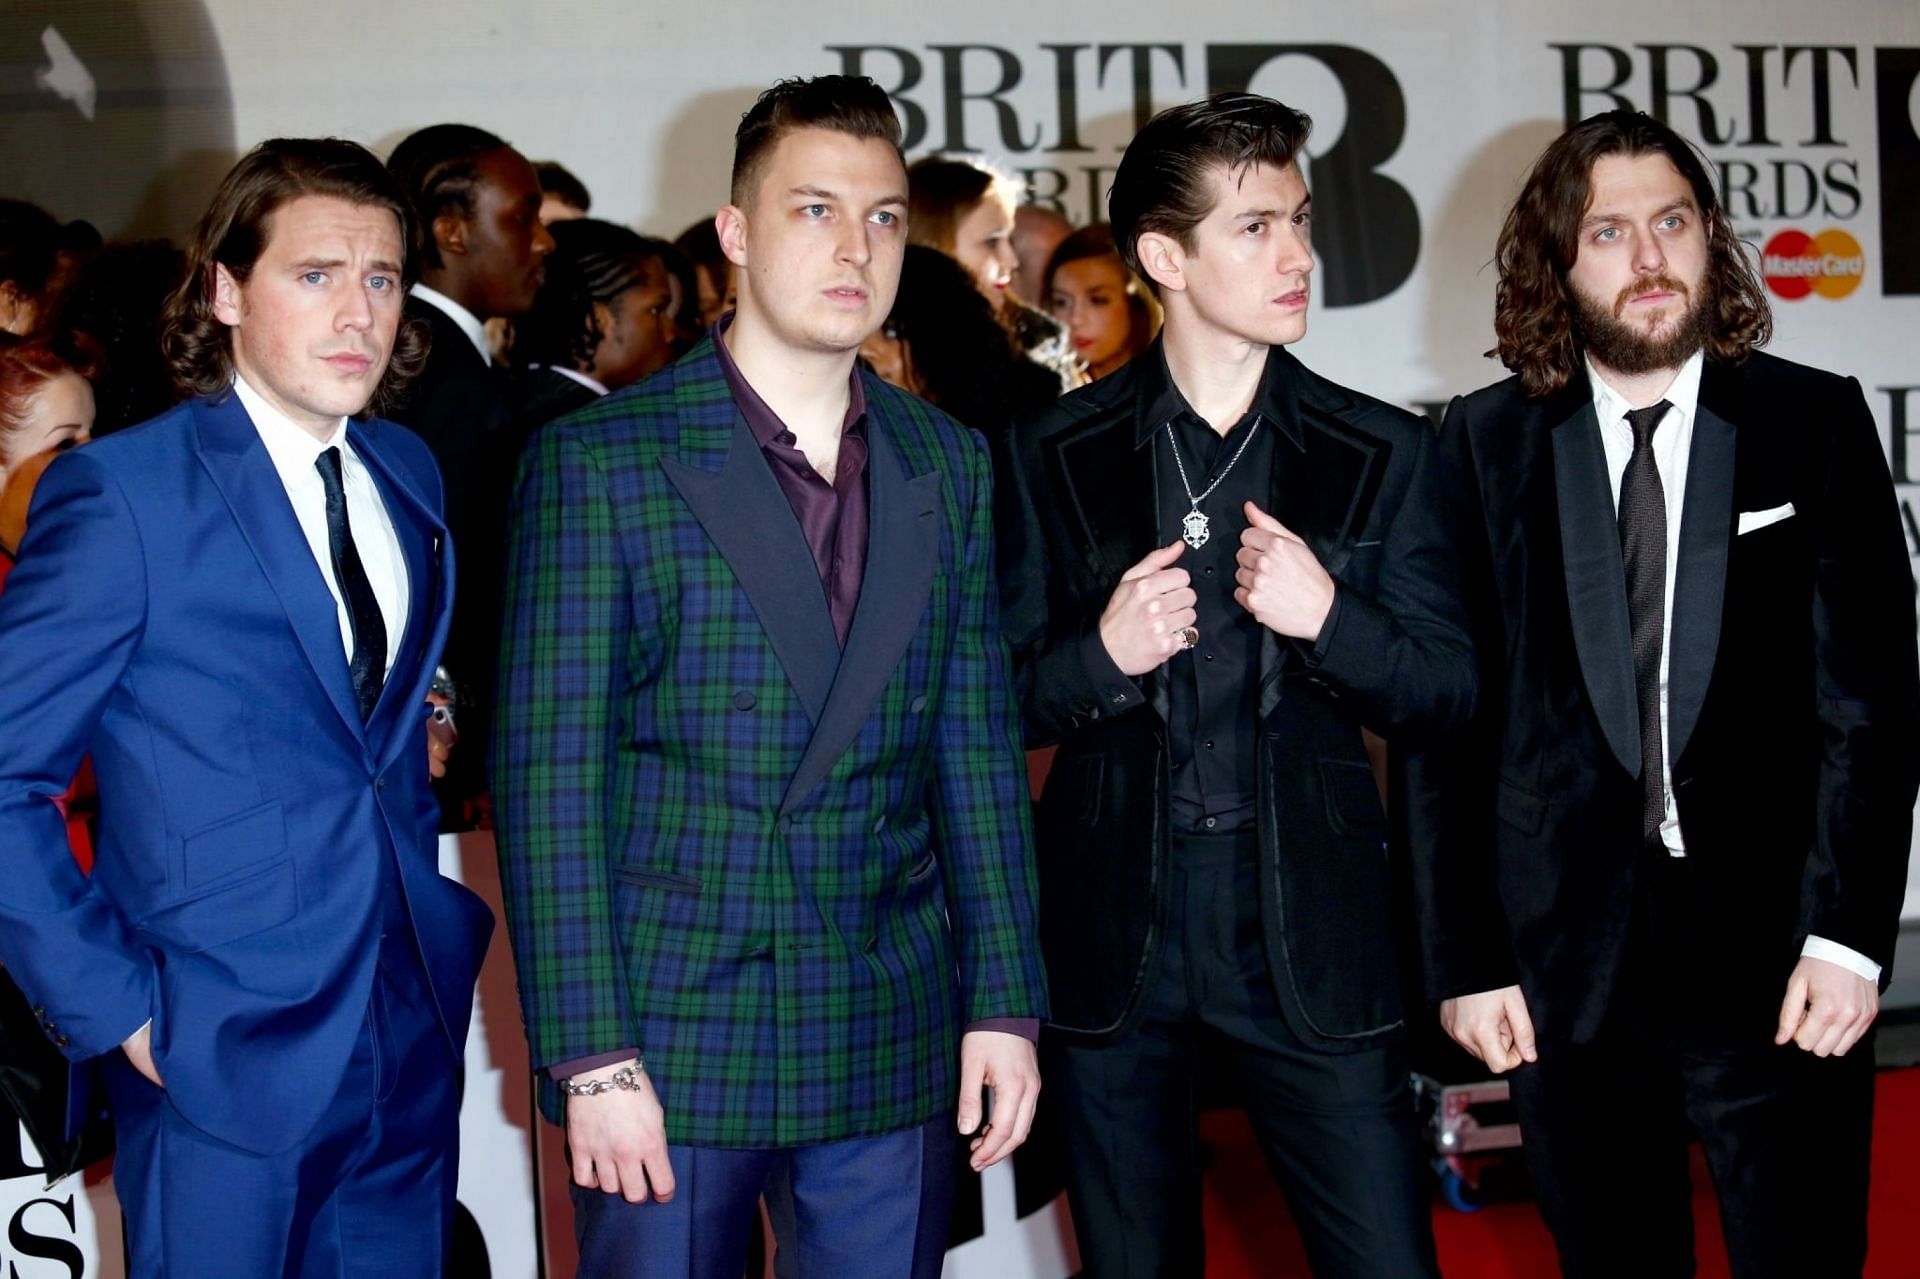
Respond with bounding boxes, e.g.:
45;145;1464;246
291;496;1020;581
559;1059;646;1097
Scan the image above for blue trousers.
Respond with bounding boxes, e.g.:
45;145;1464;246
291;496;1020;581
104;951;459;1279
572;1111;956;1279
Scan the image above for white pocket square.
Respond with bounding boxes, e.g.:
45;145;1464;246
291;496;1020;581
1737;503;1795;534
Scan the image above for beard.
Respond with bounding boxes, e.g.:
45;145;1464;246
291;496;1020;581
1572;270;1714;375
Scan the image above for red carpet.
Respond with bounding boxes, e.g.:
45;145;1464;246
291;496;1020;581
1198;1066;1920;1277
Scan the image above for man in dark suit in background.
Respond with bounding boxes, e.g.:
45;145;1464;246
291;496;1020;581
1411;110;1919;1278
999;94;1471;1277
385;123;552;823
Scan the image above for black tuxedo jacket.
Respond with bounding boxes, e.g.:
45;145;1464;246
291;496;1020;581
386;297;515;809
1409;352;1920;1045
1000;342;1474;1049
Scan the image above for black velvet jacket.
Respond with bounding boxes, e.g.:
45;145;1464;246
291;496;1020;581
999;341;1475;1048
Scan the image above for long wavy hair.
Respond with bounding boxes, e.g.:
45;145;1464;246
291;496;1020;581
1492;110;1770;397
159;138;428;414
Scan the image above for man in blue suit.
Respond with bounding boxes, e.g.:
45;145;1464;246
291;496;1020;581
0;138;492;1276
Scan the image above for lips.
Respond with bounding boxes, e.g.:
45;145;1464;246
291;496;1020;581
323;353;373;373
1276;289;1309;307
1615;274;1687;312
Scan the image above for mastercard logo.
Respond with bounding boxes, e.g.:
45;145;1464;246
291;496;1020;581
1761;228;1865;300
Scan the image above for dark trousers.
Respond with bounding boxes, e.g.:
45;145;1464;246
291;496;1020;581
105;947;459;1279
572;1111;956;1279
1048;831;1439;1279
1511;852;1877;1279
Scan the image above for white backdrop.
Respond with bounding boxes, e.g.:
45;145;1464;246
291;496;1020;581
2;1;1918;1275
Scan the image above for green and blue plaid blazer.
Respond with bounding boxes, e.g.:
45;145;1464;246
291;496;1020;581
492;338;1046;1146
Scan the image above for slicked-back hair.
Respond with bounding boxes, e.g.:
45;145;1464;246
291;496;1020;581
511;218;666;373
1108;94;1312;294
1493;109;1771;397
387;123;511;270
906;156;1020;258
730;75;903;208
159;137;428;412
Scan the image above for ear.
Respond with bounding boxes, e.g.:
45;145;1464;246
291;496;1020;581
432;212;468;259
210;262;244;326
715;205;749;271
1135;231;1187;295
589;298;616;340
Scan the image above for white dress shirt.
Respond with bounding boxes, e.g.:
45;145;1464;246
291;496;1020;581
1588;355;1878;983
233;375;409;680
539;364;609;397
410;283;492;367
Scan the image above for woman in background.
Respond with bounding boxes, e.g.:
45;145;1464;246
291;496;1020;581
1044;223;1160;382
906;156;1079;391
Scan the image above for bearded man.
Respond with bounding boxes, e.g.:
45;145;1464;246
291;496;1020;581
1407;109;1919;1279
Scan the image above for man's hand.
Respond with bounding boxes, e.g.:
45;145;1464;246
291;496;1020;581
565;1061;676;1203
1439;985;1538;1074
425;697;456;781
957;1030;1040;1173
1098;540;1196;677
1775;956;1878;1057
1233;502;1335;641
121;1021;164;1088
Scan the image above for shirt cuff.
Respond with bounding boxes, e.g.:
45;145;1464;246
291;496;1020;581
1800;936;1881;984
965;1018;1041;1044
550;1048;640;1081
1305;586;1343;663
1078;627;1143;715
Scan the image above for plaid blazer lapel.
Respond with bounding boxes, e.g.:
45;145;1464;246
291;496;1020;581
661;348;839;724
780;400;941;815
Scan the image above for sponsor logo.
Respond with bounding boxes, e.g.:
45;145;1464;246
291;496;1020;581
1761;228;1866;299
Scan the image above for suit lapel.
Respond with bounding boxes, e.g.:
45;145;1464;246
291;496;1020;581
1551;395;1641;778
1667;363;1738;767
781;409;941;815
350;419;454;766
660;350;840;724
191;394;366;748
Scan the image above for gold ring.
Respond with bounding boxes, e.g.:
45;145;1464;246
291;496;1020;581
1178;626;1200;649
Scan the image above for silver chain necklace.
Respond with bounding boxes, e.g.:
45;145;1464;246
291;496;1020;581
1165;415;1264;549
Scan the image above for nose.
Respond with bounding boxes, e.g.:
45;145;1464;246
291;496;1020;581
1278;222;1314;278
338;281;374;331
533;217;556;259
1632;228;1666;277
838;219;873;268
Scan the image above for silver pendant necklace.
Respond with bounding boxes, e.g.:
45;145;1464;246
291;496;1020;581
1165;415;1264;549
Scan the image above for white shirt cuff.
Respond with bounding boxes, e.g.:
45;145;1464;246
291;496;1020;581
1801;936;1882;984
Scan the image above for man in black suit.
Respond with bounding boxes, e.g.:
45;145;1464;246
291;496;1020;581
385;124;553;823
1410;110;1919;1278
999;94;1472;1277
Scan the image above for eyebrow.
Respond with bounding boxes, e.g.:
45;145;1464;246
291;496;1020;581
788;185;908;208
291;257;402;274
1231;192;1312;220
1579;197;1695;232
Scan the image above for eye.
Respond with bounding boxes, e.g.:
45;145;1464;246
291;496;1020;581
1242;220;1266;236
870;209;899;227
302;271;327;285
802;204;829;218
1658;215;1684;230
54;436;78;452
367;275;395;292
1594;227;1619;242
1292;209;1313;227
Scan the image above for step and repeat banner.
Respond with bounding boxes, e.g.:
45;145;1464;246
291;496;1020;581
2;0;1917;1275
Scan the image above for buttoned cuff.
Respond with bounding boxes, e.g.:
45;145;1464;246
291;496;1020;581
1801;936;1882;984
965;1017;1040;1044
1304;587;1343;664
550;1048;640;1081
1079;627;1143;715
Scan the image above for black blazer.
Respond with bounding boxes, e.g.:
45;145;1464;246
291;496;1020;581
508;365;602;437
1409;352;1920;1046
1000;342;1474;1049
386;297;515;810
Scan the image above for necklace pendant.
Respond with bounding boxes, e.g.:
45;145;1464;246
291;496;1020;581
1181;508;1211;549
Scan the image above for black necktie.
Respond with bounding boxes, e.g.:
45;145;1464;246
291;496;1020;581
316;447;387;721
1618;400;1670;842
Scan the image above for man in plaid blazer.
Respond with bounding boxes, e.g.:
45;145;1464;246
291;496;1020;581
492;76;1047;1278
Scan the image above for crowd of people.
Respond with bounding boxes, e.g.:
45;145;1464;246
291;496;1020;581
0;70;1912;1279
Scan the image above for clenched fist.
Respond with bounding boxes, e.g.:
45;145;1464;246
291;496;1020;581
1099;540;1198;676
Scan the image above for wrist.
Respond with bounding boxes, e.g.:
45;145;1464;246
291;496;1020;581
561;1056;646;1096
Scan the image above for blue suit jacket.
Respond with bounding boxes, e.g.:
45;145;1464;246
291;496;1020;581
0;392;492;1155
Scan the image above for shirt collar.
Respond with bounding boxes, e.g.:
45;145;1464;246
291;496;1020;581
1132;337;1304;452
538;364;610;398
232;373;347;468
411;283;492;367
712;312;867;448
1585;348;1705;430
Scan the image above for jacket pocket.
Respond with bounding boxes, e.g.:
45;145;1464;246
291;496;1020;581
137;857;298;954
612;867;704;894
1495;773;1546;836
182;800;286;889
1319;758;1386;836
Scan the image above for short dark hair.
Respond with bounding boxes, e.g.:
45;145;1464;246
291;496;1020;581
906;156;1020;257
1492;109;1770;397
1043;223;1160;364
511;218;665;372
386;123;511;269
534;160;592;214
1108;94;1312;292
730;75;903;207
0;199;64;304
880;245;1058;432
159;137;427;411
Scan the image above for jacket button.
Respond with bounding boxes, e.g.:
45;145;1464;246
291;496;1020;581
909;695;928;713
873;814;888;833
733;690;757;710
375;778;386;791
53;1034;69;1049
